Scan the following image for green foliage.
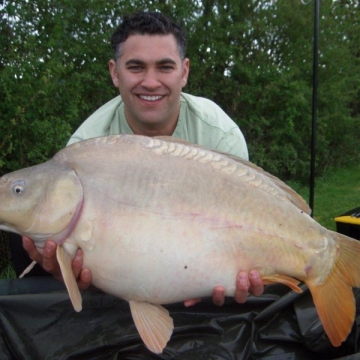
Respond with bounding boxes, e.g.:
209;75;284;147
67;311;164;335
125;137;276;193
0;0;118;173
288;164;360;231
0;0;359;183
185;0;360;182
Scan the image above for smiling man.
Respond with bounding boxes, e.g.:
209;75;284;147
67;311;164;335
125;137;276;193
66;11;249;160
20;11;262;307
110;34;187;136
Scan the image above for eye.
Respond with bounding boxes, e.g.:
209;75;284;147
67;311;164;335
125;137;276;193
160;65;174;72
128;66;143;72
12;180;26;195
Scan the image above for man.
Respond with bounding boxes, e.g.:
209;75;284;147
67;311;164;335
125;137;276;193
20;11;263;307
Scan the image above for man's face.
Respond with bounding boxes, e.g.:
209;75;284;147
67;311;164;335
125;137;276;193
109;34;189;136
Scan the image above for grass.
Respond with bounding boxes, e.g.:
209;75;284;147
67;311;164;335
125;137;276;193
0;262;16;279
0;165;359;279
288;165;360;230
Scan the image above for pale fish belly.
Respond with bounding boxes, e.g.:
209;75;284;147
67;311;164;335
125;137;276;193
72;199;335;304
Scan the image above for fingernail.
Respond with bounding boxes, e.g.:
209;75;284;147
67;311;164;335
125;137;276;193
44;242;55;256
214;290;222;300
74;252;82;264
238;271;247;281
249;270;258;279
45;242;55;251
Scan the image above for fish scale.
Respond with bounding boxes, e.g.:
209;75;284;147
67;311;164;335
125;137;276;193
146;137;288;201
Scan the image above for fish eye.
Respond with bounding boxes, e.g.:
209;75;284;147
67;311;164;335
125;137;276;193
12;180;26;195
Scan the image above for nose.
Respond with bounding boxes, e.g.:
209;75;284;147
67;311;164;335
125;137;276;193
141;69;161;90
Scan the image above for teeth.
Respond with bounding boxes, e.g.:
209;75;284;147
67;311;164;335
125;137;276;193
139;95;163;101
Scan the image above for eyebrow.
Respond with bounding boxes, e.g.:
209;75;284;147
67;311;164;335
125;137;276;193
125;58;177;66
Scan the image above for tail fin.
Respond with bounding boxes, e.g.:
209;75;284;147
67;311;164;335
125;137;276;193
307;231;360;347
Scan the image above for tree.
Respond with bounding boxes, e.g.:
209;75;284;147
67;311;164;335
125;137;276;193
1;0;359;182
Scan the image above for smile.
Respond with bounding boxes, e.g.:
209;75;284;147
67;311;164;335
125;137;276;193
139;95;163;101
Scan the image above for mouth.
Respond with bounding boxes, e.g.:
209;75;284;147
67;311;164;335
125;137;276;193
138;95;164;102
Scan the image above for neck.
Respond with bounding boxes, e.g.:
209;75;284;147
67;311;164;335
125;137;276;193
124;109;179;137
134;126;176;137
125;117;178;137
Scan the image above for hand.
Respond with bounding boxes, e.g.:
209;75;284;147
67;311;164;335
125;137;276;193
184;270;264;307
22;236;92;290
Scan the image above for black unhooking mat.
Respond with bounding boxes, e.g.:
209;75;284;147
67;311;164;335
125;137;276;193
0;277;360;360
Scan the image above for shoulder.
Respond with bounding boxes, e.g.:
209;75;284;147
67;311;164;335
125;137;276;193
181;93;231;123
67;96;123;145
82;96;123;125
180;92;240;132
177;93;248;159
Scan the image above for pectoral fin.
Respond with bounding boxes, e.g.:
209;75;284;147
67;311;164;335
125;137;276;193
262;274;302;293
56;245;82;312
129;300;173;354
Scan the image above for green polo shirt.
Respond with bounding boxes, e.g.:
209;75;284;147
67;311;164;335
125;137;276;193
67;92;249;160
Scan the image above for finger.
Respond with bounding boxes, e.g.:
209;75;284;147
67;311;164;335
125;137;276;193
212;286;225;306
77;268;92;290
41;240;60;276
249;270;264;296
183;298;202;307
22;236;43;264
72;249;92;290
234;271;250;303
71;249;84;280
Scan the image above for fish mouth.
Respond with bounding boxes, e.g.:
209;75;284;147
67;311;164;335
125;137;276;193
0;224;52;245
0;222;56;251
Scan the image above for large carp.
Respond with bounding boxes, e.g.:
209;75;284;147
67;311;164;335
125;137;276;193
0;134;360;353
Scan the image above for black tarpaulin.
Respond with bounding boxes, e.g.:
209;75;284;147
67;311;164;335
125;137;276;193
0;277;359;360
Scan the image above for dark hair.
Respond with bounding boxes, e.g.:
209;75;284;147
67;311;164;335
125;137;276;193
111;11;187;60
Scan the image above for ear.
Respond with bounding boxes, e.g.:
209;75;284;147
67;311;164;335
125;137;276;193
109;59;120;87
181;58;190;87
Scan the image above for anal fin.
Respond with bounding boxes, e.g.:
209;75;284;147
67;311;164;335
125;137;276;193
262;274;302;293
129;300;173;354
56;245;82;312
